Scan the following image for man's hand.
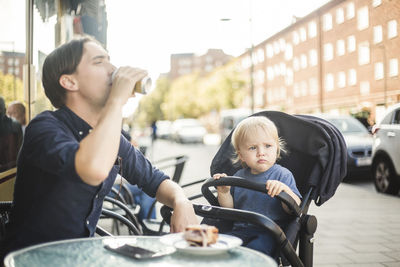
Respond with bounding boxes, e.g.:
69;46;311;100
170;199;198;233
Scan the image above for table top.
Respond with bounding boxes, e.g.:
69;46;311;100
4;235;278;267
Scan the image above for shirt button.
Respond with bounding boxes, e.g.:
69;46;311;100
96;194;99;199
86;220;90;225
79;131;83;135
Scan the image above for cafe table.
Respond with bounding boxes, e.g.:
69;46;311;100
4;235;278;267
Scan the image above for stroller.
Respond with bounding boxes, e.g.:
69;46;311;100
161;110;347;267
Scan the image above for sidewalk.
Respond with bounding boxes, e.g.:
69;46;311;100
309;183;400;267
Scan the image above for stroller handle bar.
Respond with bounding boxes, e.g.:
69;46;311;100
201;177;302;217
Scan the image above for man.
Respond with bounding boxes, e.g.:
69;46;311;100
0;97;23;172
0;37;197;258
6;101;27;135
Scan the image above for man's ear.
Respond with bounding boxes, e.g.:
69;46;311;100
59;74;78;92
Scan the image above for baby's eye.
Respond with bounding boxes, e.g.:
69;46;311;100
94;61;103;65
265;144;271;148
249;146;256;150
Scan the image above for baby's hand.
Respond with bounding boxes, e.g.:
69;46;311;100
266;180;288;198
213;173;230;194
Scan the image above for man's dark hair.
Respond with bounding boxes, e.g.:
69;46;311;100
42;37;96;108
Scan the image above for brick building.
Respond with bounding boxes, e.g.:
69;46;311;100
238;0;399;121
170;49;233;80
0;51;25;80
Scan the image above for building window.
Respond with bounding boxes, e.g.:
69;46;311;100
324;43;334;61
308;21;317;38
325;73;334;91
309;49;318;66
347;35;356;52
293;57;300;71
348;69;357;85
285;68;293;85
256;70;265;84
266;44;274;58
300;54;307;69
372;0;382;7
388;20;398;39
337;72;346;88
336;8;344;24
347;2;355;20
373;25;383;44
273;41;280;54
357;6;369;31
358;42;370;65
374;62;384;80
293;31;300;45
336;40;345;56
267;66;274;80
257;48;265;63
389;58;399;77
309;78;318;95
279;39;286;51
323;13;333;31
285;44;293;60
280;63;286;76
360;81;370;95
300;27;307;42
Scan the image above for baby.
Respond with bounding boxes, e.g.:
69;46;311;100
213;116;301;256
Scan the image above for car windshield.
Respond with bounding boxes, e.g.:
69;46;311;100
327;118;368;134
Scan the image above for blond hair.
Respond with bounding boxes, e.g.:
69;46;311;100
231;116;286;166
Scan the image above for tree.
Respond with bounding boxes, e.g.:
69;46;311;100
0;72;23;104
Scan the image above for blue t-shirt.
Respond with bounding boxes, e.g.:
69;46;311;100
231;164;301;225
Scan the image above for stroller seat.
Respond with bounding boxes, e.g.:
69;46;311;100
161;110;347;267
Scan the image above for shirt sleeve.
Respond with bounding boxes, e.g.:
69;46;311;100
22;112;80;180
118;136;169;198
278;167;302;199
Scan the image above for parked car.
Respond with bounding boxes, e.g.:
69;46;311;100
371;103;400;195
155;120;172;140
219;108;251;143
316;114;373;179
170;118;207;144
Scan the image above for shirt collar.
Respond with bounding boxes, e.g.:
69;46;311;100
55;106;93;140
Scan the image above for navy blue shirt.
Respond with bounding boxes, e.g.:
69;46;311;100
1;106;168;255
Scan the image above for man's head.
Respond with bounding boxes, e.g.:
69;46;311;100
7;101;26;126
42;36;113;109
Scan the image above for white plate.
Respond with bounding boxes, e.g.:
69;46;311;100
160;233;242;255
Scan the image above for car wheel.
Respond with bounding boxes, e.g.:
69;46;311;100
373;157;400;195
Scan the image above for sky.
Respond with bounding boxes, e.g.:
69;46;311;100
1;0;331;79
0;0;330;116
105;0;331;81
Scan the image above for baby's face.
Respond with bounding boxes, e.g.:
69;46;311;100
238;128;278;175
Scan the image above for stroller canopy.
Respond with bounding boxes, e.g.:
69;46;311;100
211;110;347;206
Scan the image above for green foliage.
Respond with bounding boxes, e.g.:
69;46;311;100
132;63;247;125
0;72;24;104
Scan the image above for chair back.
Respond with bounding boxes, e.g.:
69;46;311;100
0;168;16;201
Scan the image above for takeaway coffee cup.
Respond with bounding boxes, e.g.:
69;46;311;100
111;68;151;95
